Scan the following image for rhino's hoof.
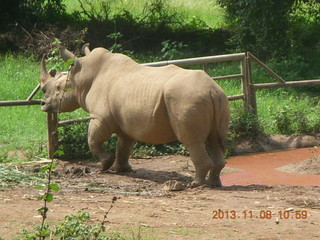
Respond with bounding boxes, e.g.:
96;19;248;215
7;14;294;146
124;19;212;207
207;176;223;188
101;155;116;171
110;164;133;173
188;180;205;188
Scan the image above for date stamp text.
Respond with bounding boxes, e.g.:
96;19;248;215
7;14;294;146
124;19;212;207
212;209;308;220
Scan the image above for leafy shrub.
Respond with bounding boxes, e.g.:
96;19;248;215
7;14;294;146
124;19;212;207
0;0;67;30
217;0;295;58
57;121;92;159
132;141;188;158
158;40;188;60
289;0;320;58
19;211;125;240
271;104;320;134
272;105;293;134
229;109;264;141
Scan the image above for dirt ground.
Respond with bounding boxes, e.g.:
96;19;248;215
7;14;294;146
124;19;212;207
0;147;320;240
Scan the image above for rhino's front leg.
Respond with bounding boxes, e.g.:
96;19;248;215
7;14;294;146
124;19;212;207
111;134;135;172
88;119;115;171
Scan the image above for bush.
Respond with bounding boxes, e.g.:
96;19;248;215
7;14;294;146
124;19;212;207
271;104;320;135
19;211;125;240
217;0;295;58
57;121;92;159
229;109;264;141
0;0;67;31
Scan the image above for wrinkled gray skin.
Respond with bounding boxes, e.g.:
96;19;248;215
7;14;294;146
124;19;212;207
40;45;230;187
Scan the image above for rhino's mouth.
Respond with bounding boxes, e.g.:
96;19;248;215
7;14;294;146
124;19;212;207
41;104;49;112
40;99;57;113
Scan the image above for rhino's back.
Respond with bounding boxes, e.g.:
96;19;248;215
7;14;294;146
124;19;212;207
105;65;179;143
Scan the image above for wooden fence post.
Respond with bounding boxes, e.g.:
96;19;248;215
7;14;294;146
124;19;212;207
47;112;58;159
241;52;257;114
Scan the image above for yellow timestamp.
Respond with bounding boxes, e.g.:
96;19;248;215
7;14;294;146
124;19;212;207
212;209;308;220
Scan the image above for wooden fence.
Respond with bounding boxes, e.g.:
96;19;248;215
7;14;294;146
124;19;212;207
1;52;320;158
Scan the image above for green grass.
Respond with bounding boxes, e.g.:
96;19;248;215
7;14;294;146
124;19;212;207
0;55;48;162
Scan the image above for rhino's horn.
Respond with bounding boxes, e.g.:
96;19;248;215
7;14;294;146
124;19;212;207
60;46;75;62
82;43;90;56
40;54;50;86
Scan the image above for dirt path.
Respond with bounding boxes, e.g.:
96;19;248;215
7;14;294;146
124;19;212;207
0;147;319;239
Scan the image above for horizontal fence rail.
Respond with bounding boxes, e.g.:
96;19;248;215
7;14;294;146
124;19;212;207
0;99;42;106
142;53;246;67
254;79;320;90
58;117;91;127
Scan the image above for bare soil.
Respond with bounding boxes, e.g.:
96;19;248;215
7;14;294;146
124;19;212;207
1;147;320;240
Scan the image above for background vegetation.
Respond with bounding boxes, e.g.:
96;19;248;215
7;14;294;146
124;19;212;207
0;0;319;160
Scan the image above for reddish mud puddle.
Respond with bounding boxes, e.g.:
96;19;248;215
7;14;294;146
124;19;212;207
222;147;320;186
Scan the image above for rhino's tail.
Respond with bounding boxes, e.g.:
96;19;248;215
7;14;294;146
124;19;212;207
209;89;230;152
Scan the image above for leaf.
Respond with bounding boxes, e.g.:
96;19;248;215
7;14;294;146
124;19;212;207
38;228;50;237
37;207;46;213
50;183;60;191
37;195;45;201
54;150;64;156
49;162;57;170
35;184;46;189
46;193;54;202
65;58;75;68
39;165;50;173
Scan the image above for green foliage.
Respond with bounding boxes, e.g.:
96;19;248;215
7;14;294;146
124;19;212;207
158;40;188;60
229;109;263;141
51;212;104;239
46;39;73;72
132;141;188;158
217;0;320;59
271;103;320;134
289;0;320;58
57;121;92;159
73;0;229;56
19;211;125;240
35;159;61;239
217;0;295;58
0;0;67;30
140;0;181;30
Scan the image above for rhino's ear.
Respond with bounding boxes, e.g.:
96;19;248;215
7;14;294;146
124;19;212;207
40;54;50;86
82;43;90;56
60;46;75;62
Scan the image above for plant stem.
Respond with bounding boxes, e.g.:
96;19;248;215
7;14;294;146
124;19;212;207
39;158;54;239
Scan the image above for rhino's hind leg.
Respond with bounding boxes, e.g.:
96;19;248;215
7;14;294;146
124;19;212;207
111;134;135;172
88;119;115;171
207;133;225;187
185;143;212;187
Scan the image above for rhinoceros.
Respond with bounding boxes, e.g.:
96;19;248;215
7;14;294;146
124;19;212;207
40;45;230;187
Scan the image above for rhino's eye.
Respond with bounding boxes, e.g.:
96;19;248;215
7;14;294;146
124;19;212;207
55;85;61;94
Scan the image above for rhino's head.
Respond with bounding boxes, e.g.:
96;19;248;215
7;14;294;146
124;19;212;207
40;48;81;113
